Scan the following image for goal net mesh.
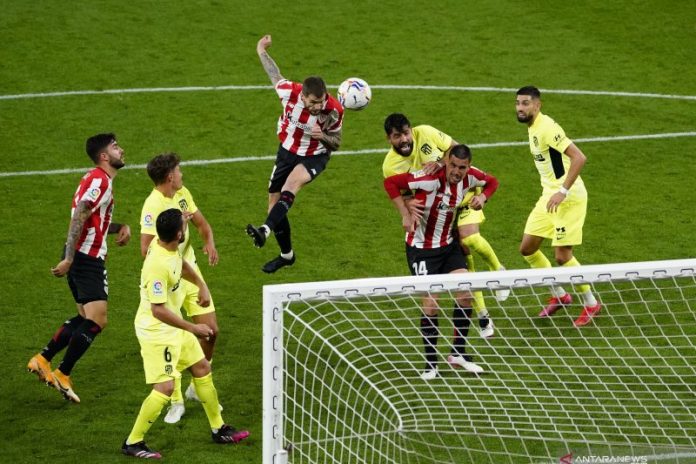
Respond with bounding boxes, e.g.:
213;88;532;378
267;260;696;463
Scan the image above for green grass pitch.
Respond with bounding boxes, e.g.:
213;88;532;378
1;1;694;463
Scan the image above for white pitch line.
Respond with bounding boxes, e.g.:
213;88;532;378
1;131;695;179
1;84;695;101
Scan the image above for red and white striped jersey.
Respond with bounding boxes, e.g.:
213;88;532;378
384;166;499;249
69;167;114;260
275;79;343;156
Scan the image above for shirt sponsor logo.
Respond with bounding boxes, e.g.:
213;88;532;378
285;113;313;132
152;280;164;296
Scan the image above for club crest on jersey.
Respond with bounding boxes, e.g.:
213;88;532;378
178;199;189;211
152;280;164;296
420;143;432;155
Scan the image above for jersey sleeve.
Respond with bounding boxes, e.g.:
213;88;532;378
275;79;296;103
545;120;572;154
140;194;158;236
325;98;344;134
79;175;109;210
144;264;169;305
468;167;499;199
384;171;439;199
179;186;198;215
382;151;412;178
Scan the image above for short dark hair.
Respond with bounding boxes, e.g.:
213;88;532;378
450;144;472;162
516;86;541;99
383;113;411;135
156;208;183;242
302;76;327;98
85;133;116;163
147;153;181;185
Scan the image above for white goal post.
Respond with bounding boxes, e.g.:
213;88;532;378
263;259;696;464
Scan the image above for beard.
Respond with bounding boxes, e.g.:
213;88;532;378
517;113;533;123
395;142;414;156
109;157;125;169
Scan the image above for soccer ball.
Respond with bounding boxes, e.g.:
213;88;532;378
337;77;371;111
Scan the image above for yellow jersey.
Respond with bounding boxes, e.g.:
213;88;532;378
382;125;453;178
527;112;587;198
141;186;199;264
134;242;185;343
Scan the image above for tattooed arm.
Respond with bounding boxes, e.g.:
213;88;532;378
51;201;91;277
310;125;342;152
257;34;284;86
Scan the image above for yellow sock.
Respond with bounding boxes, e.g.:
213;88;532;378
462;233;502;271
465;253;476;273
192;373;224;430
170;375;183;403
523;250;552;269
471;290;486;313
127;389;170;444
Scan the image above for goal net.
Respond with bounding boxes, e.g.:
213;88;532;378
263;259;696;464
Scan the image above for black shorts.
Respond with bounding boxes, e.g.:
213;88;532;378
268;145;330;193
64;249;108;304
406;241;468;276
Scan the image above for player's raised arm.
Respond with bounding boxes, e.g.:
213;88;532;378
257;34;284;86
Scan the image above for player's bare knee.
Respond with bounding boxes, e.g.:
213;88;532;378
155;380;175;397
520;244;536;256
189;358;211;377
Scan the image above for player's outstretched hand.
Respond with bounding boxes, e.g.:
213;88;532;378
405;197;425;222
257;34;272;52
197;285;211;308
51;258;72;277
469;194;487;211
192;323;214;340
115;224;131;246
421;161;444;175
402;214;417;233
310;123;323;140
203;243;219;266
546;191;566;213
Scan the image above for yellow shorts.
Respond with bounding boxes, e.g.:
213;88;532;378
524;193;586;246
138;331;205;384
456;190;485;227
182;273;215;318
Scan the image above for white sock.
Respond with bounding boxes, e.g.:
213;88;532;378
550;286;567;298
260;225;271;237
582;290;597;307
477;309;489;320
281;250;294;260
